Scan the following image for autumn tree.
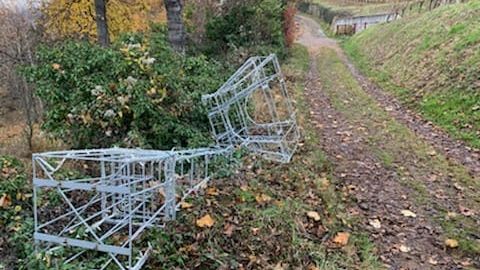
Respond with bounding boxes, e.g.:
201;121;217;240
40;0;166;42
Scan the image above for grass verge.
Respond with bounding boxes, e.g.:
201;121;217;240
315;47;480;257
343;1;480;148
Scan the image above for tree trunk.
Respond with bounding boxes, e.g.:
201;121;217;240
164;0;186;53
94;0;109;47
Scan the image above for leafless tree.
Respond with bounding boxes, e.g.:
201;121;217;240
0;4;42;151
164;0;186;53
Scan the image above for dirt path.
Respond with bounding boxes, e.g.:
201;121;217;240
296;15;480;269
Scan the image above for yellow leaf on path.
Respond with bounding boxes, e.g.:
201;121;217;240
196;214;215;228
333;232;350;246
401;209;417;218
0;194;11;208
369;219;381;229
180;202;192;209
307;211;321;221
428;257;438;265
399;244;411;253
445;239;459;248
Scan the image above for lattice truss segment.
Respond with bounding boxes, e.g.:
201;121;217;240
32;54;299;269
33;147;232;269
202;54;299;163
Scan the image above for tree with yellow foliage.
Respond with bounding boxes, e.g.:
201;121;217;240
39;0;166;43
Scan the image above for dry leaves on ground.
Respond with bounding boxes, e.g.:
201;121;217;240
0;194;11;208
196;214;215;228
445;239;459;248
400;209;417;218
307;211;321;221
333;232;350;246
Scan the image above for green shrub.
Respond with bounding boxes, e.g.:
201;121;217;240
23;28;226;150
205;0;288;61
0;156;35;268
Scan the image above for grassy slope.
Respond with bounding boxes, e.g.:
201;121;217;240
344;0;480;148
316;47;480;257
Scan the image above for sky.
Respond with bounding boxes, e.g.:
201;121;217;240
0;0;40;10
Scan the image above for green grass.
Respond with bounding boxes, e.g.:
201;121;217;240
315;48;480;257
343;0;480;148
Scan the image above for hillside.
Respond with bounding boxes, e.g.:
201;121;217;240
344;0;480;148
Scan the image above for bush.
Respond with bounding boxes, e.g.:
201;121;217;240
205;0;288;61
0;156;34;268
23;28;226;150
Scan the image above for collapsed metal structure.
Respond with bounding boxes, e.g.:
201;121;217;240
203;54;299;163
32;54;298;269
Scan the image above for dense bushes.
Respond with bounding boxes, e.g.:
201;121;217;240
205;0;290;61
24;28;226;150
23;1;293;151
0;156;35;268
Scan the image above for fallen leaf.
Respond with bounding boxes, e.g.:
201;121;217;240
428;257;438;265
446;212;457;219
224;223;235;237
399;244;411;253
14;205;22;212
251;227;260;235
180;201;193;209
401;209;417;218
445;239;459;248
333;232;350;246
255;193;272;204
307;211;321;221
52;63;61;70
319;177;330;190
0;194;11;209
196;214;215;228
206;187;218;196
453;183;464;191
369;219;381;229
273;263;287;270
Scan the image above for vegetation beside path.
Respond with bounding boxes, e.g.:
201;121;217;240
344;0;480;148
316;47;479;263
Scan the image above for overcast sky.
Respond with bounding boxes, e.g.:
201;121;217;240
0;0;39;10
